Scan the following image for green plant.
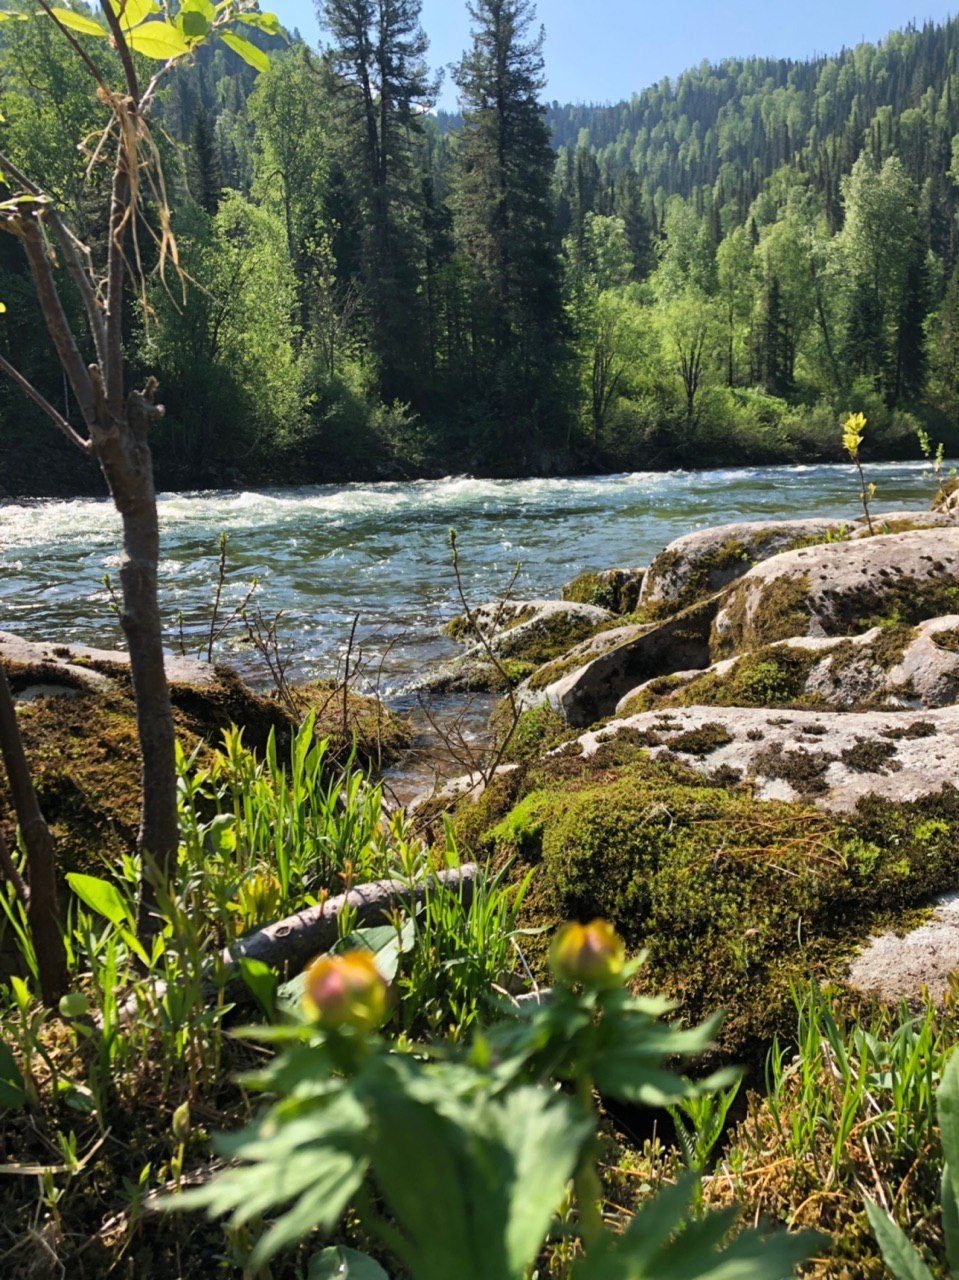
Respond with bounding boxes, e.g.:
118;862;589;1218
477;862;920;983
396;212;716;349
843;412;876;534
172;923;812;1278
865;1048;959;1277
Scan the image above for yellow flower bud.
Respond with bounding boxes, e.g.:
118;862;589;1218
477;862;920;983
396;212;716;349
172;1100;191;1144
550;920;626;987
303;950;390;1032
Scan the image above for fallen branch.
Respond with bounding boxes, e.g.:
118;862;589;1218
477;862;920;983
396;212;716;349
110;864;479;1025
222;863;479;982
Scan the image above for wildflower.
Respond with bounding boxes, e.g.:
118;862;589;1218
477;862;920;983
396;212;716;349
842;412;867;459
304;949;389;1032
550;920;626;987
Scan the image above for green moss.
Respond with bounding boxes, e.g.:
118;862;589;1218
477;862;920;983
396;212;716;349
475;750;959;1062
840;737;901;774
933;476;959;508
845;579;959;633
667;722;735;756
562;571;618;611
931;626;959;653
498;704;572;764
750;740;836;793
711;573;812;659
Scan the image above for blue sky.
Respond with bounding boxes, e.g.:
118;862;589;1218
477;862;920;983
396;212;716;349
269;0;959;109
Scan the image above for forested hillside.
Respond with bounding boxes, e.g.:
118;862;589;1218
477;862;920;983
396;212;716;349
3;3;959;494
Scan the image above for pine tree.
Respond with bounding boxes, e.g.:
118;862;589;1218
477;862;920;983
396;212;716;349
187;109;223;216
450;0;566;435
318;0;437;400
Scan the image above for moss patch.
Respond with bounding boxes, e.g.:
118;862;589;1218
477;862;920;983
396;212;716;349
476;751;959;1062
711;573;812;659
840;737;901;774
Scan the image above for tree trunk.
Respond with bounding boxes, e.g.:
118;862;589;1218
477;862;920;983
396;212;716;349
0;669;68;1005
94;388;179;882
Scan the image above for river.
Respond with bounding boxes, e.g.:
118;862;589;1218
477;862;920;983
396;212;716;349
0;462;945;792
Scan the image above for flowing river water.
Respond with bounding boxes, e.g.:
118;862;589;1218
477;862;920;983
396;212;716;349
0;462;946;796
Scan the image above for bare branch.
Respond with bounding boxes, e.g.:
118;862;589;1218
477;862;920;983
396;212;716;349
104;134;130;415
46;213;108;370
97;0;140;102
19;220;98;429
0;350;92;454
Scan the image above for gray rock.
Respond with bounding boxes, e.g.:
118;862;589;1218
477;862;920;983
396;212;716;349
711;527;959;659
848;509;959;538
613;616;959;715
0;630;215;694
559;703;959;812
416;599;612;695
846;891;959;1006
537;594;722;727
639;518;847;614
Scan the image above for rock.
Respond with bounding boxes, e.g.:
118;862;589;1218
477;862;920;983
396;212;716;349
562;567;646;614
846;891;959;1005
639;519;847;615
615;615;959;715
933;479;959;511
421;599;613;694
0;632;410;877
848;509;959;537
535;594;722;727
515;621;650;710
0;630;214;695
561;703;959;812
711;528;959;660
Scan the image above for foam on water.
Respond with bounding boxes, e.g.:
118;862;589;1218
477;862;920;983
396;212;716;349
0;462;946;698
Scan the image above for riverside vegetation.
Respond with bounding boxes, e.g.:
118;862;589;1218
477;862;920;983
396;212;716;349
4;1;959;1277
10;4;959;491
7;418;959;1276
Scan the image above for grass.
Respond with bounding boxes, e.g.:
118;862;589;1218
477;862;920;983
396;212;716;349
0;719;529;1277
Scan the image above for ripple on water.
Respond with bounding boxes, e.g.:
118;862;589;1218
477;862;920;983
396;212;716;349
0;463;947;694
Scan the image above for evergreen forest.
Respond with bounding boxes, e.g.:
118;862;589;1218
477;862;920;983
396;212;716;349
5;2;959;492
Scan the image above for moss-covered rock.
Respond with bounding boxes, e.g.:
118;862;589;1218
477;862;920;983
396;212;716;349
562;567;647;614
476;748;959;1060
0;633;409;876
711;528;959;660
640;519;849;616
423;599;614;694
616;617;959;716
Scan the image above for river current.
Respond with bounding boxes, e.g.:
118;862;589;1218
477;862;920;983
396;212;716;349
0;463;946;704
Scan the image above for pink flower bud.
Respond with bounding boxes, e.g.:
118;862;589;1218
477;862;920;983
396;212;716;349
550;920;626;987
303;950;389;1032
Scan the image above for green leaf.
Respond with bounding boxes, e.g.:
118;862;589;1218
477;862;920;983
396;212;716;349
366;1066;588;1280
219;29;269;72
178;9;208;37
66;873;129;928
864;1200;934;1280
237;10;281;35
48;7;106;36
307;1247;388;1279
125;18;190;59
0;1039;25;1111
238;956;278;1018
109;0;159;29
938;1053;959;1273
0;11;28;21
574;1175;814;1279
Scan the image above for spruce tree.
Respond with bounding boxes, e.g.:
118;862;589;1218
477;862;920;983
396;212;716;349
187;109;223;216
451;0;565;437
317;0;437;400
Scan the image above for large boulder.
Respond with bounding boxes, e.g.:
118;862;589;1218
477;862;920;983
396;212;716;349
616;615;959;715
847;891;959;1006
535;594;722;727
711;528;959;660
417;599;613;694
562;567;647;614
562;703;959;813
639;519;847;615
